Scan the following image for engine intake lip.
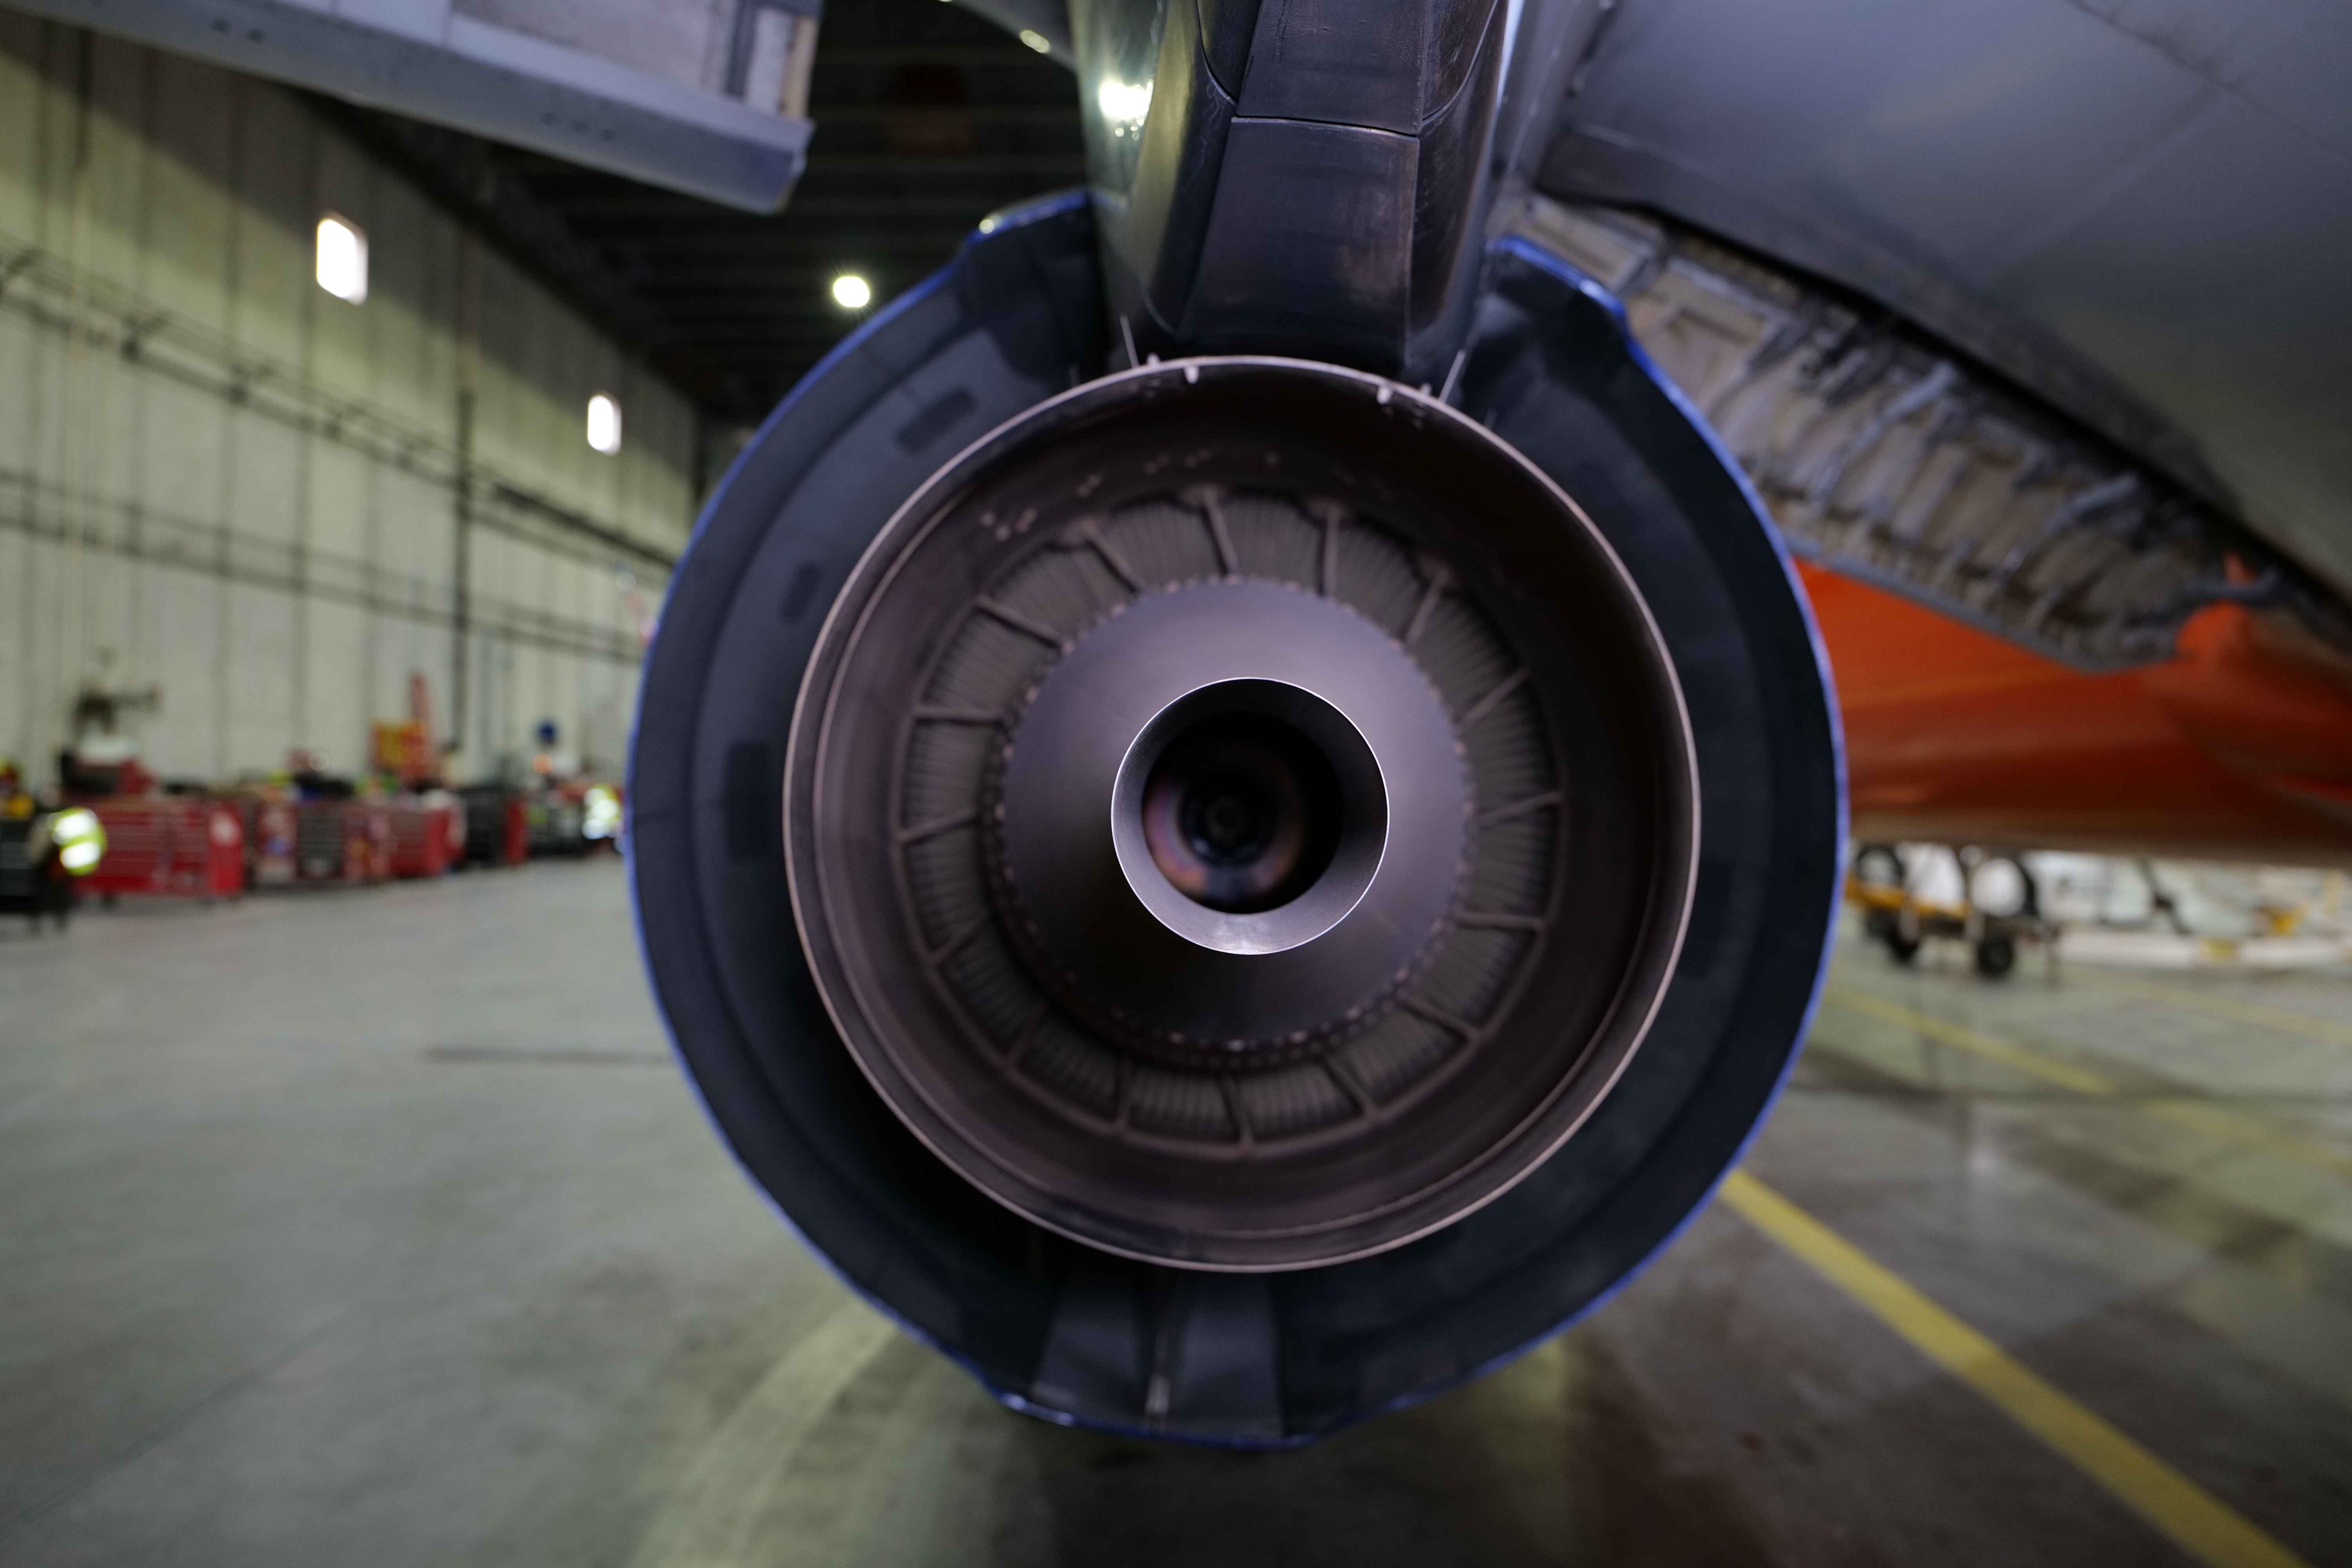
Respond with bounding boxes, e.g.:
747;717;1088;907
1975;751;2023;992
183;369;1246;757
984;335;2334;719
786;357;1699;1271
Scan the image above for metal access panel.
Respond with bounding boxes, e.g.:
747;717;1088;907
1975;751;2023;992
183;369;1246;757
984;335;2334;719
9;0;820;211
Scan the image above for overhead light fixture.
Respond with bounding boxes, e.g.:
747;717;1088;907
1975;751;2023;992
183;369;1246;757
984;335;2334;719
1018;29;1051;53
315;213;367;303
1097;78;1152;134
831;273;873;310
586;392;622;455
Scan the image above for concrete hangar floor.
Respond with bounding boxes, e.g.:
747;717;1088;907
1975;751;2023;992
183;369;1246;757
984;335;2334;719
2;859;2347;1566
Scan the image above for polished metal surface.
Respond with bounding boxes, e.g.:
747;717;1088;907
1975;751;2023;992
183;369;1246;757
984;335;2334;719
1118;678;1378;934
1000;589;1462;1009
786;355;1698;1270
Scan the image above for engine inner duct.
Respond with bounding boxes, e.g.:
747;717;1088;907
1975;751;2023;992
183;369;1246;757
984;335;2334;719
787;358;1699;1269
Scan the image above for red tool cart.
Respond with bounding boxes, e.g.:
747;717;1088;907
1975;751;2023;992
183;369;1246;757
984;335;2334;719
386;794;465;878
243;797;299;887
455;785;529;868
84;797;243;903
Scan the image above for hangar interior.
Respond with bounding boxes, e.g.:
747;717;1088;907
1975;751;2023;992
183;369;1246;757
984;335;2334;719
0;13;701;781
4;2;2351;1564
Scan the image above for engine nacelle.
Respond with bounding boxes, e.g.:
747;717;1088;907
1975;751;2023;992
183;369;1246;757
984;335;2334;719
628;200;1841;1443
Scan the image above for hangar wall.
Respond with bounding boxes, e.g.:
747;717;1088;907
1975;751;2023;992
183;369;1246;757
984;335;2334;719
0;16;700;786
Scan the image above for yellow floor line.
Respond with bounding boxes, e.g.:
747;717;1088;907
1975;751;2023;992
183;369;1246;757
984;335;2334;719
628;1299;900;1568
2068;970;2352;1051
1822;987;2352;1182
1717;1170;2313;1568
1829;986;2113;1094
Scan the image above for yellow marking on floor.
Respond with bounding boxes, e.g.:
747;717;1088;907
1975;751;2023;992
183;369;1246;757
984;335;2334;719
1828;986;2113;1094
1823;987;2352;1182
2069;970;2352;1051
1717;1170;2313;1568
629;1298;900;1568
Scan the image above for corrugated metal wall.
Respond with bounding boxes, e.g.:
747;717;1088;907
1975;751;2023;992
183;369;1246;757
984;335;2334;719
0;15;699;786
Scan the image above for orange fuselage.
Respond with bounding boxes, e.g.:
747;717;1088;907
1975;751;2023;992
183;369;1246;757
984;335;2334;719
1799;564;2352;866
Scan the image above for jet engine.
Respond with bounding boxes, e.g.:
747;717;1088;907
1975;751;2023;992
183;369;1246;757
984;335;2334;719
629;0;1842;1444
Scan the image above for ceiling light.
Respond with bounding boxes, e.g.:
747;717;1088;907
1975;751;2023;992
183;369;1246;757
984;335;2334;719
315;214;367;303
586;393;622;455
1018;29;1051;53
831;272;873;310
1097;78;1152;134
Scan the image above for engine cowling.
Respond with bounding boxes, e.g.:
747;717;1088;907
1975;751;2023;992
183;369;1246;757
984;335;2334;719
628;200;1842;1444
